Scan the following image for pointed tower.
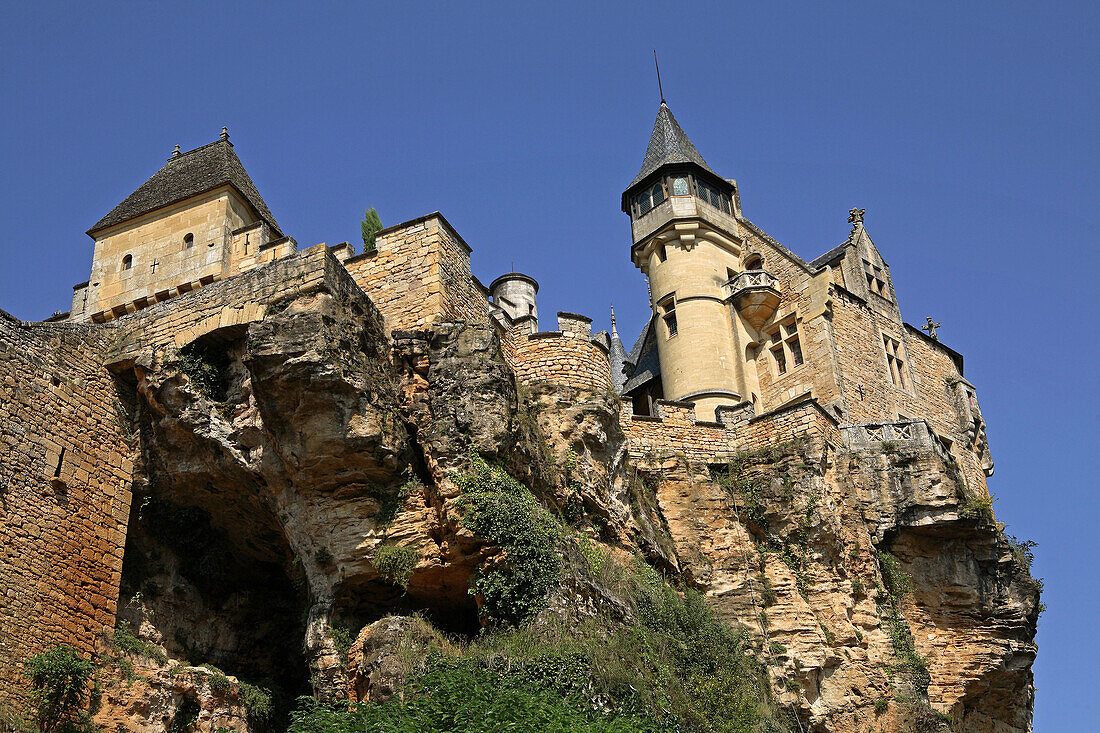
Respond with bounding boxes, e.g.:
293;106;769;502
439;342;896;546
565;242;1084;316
621;103;746;419
73;130;286;322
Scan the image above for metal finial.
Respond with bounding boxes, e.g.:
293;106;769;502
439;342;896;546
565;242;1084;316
220;126;229;141
610;303;618;336
653;50;665;104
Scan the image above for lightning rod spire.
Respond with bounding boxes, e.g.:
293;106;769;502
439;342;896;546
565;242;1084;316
653;50;665;104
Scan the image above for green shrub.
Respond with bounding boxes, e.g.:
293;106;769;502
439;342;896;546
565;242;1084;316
167;696;198;733
23;646;95;733
177;340;230;401
877;551;911;598
960;492;995;523
288;662;658;732
330;624;355;663
112;620;167;665
454;452;563;625
874;698;888;716
200;665;232;694
373;544;417;588
238;682;273;729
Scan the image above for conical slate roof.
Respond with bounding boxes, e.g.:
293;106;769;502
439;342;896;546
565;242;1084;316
88;136;282;237
628;102;719;189
608;307;629;393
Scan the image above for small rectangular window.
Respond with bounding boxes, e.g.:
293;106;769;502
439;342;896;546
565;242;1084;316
769;319;805;375
772;346;786;375
884;335;907;389
660;298;677;338
789;337;803;366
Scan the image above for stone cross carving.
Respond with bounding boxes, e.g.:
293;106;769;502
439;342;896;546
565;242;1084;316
848;207;866;234
921;316;941;341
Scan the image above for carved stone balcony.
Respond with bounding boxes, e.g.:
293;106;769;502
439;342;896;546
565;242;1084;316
726;269;780;328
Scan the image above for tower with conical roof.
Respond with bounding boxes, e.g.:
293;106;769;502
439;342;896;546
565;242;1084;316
72;129;290;322
621;102;747;419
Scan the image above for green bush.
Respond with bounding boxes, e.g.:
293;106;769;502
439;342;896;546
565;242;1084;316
373;544;417;589
454;452;563;625
288;661;658;733
238;682;274;729
112;620;167;665
23;646;95;733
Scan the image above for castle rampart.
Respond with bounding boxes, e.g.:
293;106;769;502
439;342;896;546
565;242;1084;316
507;312;613;394
0;313;134;704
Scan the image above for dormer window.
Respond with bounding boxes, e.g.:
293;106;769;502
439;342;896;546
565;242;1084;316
697;179;731;214
121;254;133;271
634;182;666;216
184;233;194;249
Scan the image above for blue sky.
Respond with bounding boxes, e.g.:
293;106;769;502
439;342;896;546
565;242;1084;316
1;1;1096;728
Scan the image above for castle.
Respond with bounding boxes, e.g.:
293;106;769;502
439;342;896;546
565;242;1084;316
0;103;1017;728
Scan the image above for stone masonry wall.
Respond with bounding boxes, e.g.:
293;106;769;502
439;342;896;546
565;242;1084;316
344;213;487;334
436;218;488;325
622;397;842;467
105;244;337;363
0;314;134;710
509;319;613;394
828;287;990;494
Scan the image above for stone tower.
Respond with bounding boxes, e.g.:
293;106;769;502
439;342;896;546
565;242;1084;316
621;103;749;419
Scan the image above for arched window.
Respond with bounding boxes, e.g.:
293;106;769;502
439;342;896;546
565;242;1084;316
744;254;763;271
671;176;690;196
634;182;666;216
184;233;194;249
121;254;133;271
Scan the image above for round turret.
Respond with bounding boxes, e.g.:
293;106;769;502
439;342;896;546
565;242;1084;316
489;272;539;328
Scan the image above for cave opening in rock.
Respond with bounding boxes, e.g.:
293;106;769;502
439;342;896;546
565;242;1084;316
332;576;482;640
117;496;312;725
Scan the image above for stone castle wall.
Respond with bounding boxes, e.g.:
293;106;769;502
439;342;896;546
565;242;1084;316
344;213;488;334
507;313;613;394
621;396;843;467
828;286;990;493
0;314;134;708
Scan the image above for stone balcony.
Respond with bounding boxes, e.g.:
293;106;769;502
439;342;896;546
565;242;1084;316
840;418;953;464
726;269;781;328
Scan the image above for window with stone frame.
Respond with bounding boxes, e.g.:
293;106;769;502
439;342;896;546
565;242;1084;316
768;318;803;376
883;334;908;390
659;296;678;338
634;181;667;216
863;258;889;298
121;254;133;271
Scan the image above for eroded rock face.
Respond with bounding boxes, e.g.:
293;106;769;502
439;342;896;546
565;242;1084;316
109;287;1037;732
642;437;1038;732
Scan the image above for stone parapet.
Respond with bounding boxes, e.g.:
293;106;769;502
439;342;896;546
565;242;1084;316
622;396;841;466
509;320;612;394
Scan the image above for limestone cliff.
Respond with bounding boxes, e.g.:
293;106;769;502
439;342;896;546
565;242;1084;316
70;285;1035;733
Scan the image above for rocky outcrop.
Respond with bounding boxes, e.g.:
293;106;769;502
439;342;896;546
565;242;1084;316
94;283;1036;732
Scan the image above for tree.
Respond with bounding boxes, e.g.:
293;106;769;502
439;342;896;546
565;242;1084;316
361;208;383;252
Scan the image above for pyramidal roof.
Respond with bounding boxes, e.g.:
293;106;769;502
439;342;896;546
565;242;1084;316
88;135;282;237
628;102;719;189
